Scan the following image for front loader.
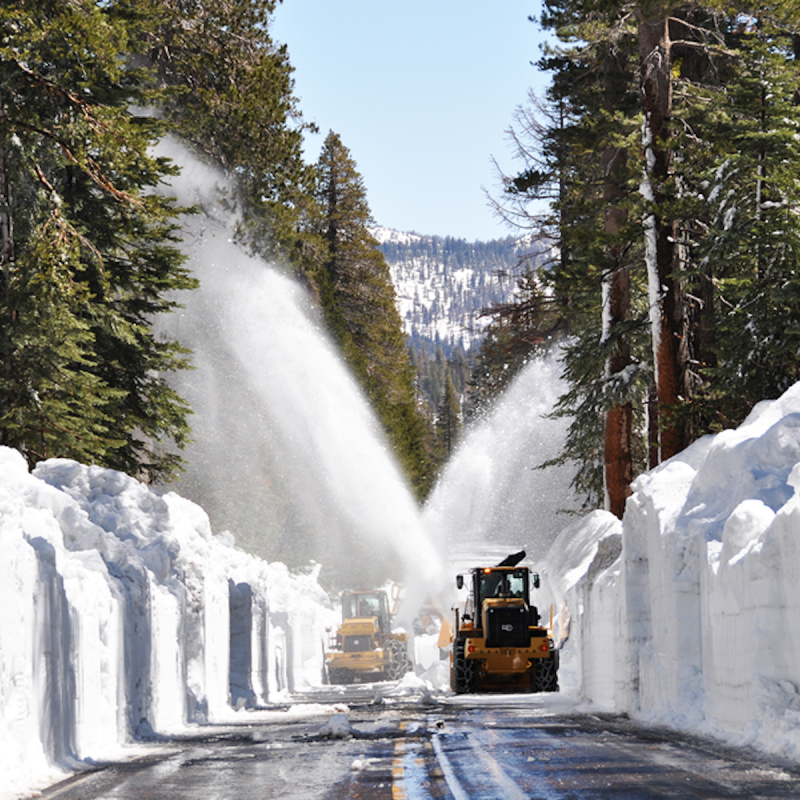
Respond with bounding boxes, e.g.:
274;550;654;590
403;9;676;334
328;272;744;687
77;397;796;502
325;589;412;684
450;550;559;694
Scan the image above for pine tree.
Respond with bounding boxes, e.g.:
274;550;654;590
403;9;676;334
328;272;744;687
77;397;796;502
436;374;462;459
465;269;566;421
137;0;318;270
488;2;650;507
505;2;800;510
495;2;731;503
636;6;723;461
693;13;800;426
314;132;437;499
0;0;194;477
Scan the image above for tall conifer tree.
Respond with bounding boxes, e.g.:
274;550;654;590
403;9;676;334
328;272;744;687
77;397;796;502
493;2;800;511
315;132;436;499
436;374;462;460
0;0;194;477
695;13;800;425
489;1;648;507
138;0;318;270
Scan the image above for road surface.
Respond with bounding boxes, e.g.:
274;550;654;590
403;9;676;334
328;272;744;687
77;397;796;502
40;687;800;799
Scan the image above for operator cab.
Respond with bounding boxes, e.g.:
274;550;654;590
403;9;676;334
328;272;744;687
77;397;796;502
455;551;542;638
342;590;390;633
478;567;529;600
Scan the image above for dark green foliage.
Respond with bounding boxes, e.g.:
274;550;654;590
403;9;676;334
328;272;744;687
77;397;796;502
314;132;437;499
0;0;195;477
409;343;471;422
436;374;462;459
466;270;567;421
139;0;319;269
480;3;649;504
486;2;800;508
0;218;122;466
690;18;800;429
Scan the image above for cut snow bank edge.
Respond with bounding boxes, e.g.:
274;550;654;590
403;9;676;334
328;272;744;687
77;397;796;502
5;377;800;797
0;448;338;800
542;385;800;760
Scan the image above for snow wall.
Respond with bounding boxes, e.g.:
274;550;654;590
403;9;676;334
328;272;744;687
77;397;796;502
540;383;800;759
0;447;337;799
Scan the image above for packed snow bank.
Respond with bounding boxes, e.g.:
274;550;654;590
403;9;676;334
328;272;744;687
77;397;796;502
0;448;337;800
545;386;800;759
7;373;800;797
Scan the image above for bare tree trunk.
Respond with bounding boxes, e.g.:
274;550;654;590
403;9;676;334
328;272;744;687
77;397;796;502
604;261;633;517
639;15;684;462
671;10;722;441
605;401;633;516
647;382;660;469
601;48;633;519
0;92;15;448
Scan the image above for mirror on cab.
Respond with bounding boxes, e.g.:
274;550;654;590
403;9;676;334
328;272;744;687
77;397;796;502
456;575;463;590
532;572;540;589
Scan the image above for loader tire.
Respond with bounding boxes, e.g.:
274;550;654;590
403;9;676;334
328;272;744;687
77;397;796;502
386;639;410;680
328;667;353;685
531;651;559;693
453;638;477;694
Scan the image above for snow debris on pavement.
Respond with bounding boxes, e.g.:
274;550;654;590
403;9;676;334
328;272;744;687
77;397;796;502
318;713;353;739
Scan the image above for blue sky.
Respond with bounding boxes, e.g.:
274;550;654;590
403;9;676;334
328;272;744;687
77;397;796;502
272;0;549;242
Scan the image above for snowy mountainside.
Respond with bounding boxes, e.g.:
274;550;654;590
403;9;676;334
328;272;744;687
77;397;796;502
372;226;551;355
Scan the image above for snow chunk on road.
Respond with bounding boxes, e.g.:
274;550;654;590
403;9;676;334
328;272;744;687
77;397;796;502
318;713;353;739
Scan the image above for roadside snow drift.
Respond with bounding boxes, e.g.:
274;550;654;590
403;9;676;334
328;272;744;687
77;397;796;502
543;385;800;759
0;447;337;799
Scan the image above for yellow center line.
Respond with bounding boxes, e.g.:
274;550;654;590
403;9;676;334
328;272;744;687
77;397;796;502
391;721;408;799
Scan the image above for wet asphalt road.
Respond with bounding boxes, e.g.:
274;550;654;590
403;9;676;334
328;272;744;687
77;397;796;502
39;689;800;800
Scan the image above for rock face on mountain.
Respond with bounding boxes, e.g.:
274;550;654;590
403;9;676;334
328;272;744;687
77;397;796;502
373;226;550;356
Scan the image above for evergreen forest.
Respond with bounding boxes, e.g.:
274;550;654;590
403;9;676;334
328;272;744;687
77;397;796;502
0;0;437;497
3;0;800;521
478;1;800;518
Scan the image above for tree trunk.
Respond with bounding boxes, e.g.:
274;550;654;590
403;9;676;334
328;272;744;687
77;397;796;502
0;92;15;447
671;10;722;440
601;47;633;519
639;15;684;462
605;401;633;516
604;253;633;517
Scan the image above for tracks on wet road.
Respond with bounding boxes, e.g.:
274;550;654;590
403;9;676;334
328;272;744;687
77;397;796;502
39;691;800;800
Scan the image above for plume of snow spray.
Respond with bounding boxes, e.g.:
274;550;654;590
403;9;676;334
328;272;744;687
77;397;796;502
424;353;580;572
154;138;443;593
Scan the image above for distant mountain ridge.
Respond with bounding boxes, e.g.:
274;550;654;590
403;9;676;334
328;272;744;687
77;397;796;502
372;226;550;355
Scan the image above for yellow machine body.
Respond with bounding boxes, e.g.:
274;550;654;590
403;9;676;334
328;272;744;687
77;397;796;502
450;557;560;694
325;590;411;684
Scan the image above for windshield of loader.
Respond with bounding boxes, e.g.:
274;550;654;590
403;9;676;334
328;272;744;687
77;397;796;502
342;592;389;630
478;568;528;604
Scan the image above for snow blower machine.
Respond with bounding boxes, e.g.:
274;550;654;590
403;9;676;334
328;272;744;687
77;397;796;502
325;589;412;684
450;550;559;694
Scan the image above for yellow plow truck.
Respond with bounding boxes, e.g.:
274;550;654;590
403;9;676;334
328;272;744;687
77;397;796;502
325;589;412;684
450;551;559;694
